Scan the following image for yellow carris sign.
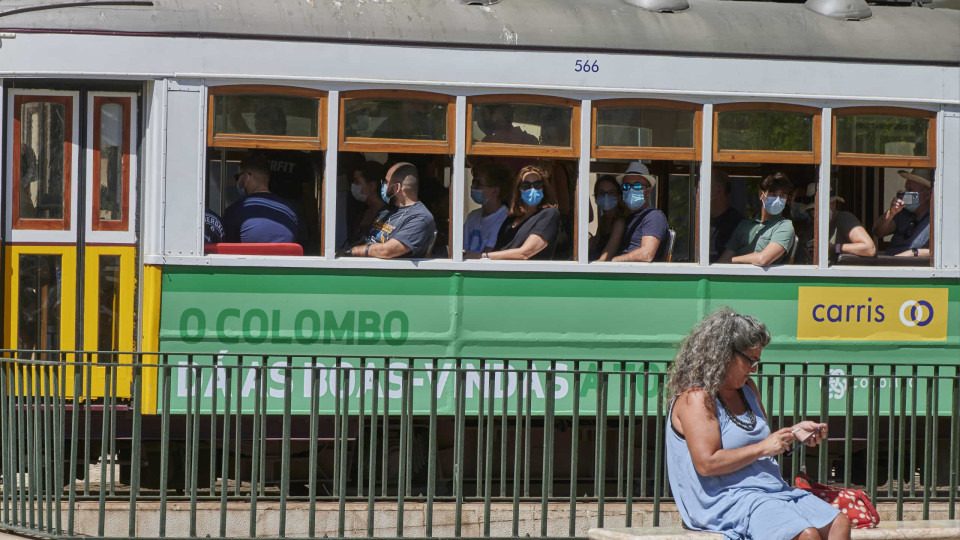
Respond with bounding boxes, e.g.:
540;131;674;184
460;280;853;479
797;286;949;341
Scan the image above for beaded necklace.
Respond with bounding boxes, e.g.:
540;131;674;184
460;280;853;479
718;388;757;431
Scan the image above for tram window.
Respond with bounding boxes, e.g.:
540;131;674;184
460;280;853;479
93;98;130;230
338;151;451;258
712;164;819;266
595;106;695;149
836;113;930;157
204;147;323;254
588;160;697;263
14;96;72;229
830;166;933;267
464;157;576;261
470;103;573;148
212;93;319;139
717;109;814;153
343;97;449;142
17;255;62;357
830;108;936;267
97;256;122;352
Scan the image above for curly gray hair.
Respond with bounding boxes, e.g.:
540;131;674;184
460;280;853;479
667;306;771;410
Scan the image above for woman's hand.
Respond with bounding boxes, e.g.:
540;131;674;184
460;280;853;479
791;420;828;447
758;427;796;457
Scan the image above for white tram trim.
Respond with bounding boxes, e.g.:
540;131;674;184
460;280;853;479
143;255;960;279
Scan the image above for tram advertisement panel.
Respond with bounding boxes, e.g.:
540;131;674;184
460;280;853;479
156;268;958;415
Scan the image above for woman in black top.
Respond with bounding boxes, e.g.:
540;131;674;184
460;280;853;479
485;164;561;261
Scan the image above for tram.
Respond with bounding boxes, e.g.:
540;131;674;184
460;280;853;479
1;0;958;495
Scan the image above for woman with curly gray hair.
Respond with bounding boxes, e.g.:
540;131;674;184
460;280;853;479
666;307;850;540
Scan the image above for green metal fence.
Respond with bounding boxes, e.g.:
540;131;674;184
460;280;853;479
0;352;958;539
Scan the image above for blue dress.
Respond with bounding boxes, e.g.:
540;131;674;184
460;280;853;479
666;385;839;540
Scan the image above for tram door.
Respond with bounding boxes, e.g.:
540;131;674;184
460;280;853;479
3;88;138;399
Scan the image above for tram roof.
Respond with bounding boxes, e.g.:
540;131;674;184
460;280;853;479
0;0;957;66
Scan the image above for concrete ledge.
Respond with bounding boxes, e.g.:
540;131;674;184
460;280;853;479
588;520;960;540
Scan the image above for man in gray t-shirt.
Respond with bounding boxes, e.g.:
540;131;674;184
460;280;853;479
343;162;437;259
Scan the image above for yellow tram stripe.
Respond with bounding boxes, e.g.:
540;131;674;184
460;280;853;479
140;264;162;415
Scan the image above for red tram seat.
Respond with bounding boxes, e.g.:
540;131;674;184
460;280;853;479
205;243;303;256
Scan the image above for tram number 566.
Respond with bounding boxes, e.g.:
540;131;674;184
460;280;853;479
574;59;600;73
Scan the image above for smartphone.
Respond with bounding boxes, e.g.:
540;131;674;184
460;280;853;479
901;191;919;205
784;426;823;457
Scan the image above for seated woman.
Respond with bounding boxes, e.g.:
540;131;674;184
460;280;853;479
667;307;850;540
347;160;387;245
482;165;560;261
589;175;627;262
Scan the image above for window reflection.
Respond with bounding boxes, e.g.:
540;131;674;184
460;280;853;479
98;102;124;222
836;115;929;157
213;94;319;138
472;103;572;147
596;107;694;148
343;99;447;141
19;101;66;220
717;110;814;152
97;256;122;352
17;255;61;358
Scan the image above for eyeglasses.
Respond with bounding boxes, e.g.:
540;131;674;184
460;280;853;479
622;182;650;192
594;189;618;198
520;180;545;191
735;350;761;369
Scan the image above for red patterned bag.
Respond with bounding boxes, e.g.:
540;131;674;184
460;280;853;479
794;474;880;529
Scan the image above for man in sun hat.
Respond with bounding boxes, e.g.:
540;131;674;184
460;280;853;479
873;168;933;257
609;161;669;262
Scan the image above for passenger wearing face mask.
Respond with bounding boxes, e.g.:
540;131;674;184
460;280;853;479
589;175;628;262
717;172;795;267
485;165;560;261
346;161;387;244
873;168;933;257
222;152;302;245
610;162;669;263
463;162;512;258
343;162;437;259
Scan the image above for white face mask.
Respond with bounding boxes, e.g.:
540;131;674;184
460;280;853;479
350;183;367;202
763;195;786;216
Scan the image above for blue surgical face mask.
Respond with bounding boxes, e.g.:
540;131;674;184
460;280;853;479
350;183;367;202
904;201;920;213
471;189;488;205
763;195;786;216
623;189;646;211
237;185;247;198
521;188;544;207
596;194;618;212
380;182;393;204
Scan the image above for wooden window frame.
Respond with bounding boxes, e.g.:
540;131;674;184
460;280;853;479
466;95;580;158
713;103;821;164
91;96;131;232
591;99;702;160
339;90;456;155
832;106;936;168
207;85;327;151
12;94;74;231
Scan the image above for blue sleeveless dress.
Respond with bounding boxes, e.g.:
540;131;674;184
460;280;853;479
666;385;839;540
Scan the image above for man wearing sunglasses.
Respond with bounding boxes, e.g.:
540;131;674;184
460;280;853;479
222;153;302;245
610;161;669;263
342;162;437;259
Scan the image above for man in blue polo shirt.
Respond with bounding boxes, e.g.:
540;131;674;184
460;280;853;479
610;161;669;263
222;153;302;245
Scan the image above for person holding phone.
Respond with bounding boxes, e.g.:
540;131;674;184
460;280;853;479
873;168;933;257
666;307;849;540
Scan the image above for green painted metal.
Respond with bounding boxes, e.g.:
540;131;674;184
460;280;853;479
158;269;960;416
